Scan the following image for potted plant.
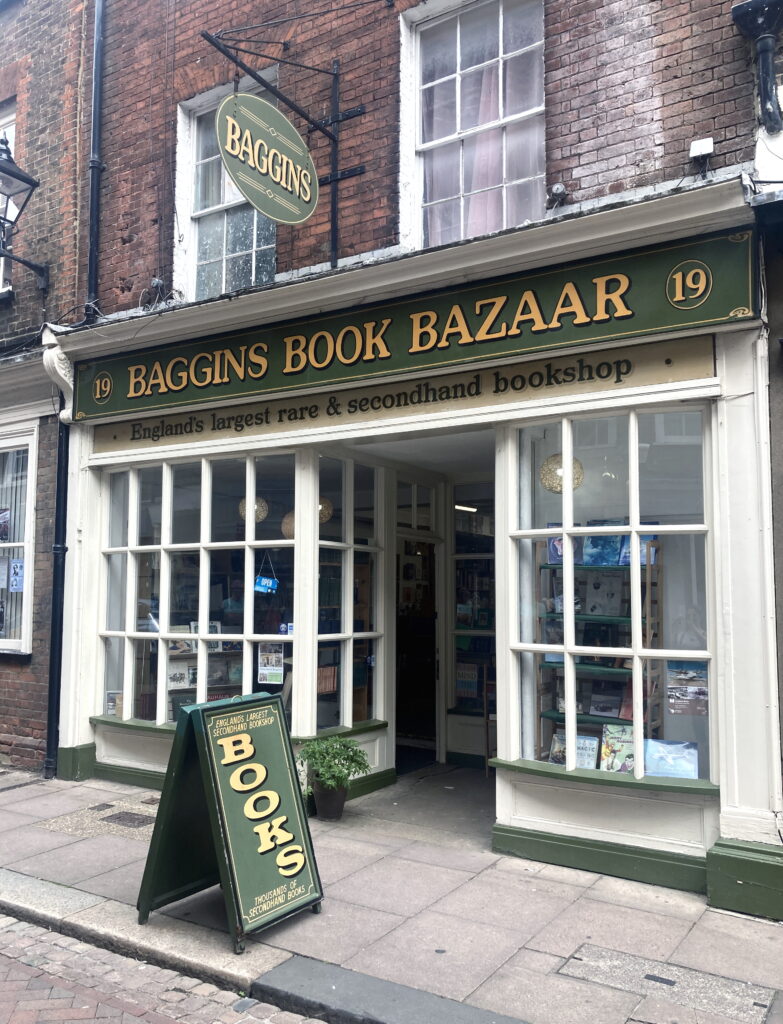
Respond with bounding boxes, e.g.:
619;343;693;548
297;734;371;820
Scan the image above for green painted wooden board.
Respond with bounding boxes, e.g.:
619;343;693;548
137;694;322;952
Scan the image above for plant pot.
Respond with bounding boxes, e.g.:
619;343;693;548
312;777;348;820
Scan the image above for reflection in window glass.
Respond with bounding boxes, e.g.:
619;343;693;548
253;547;294;636
109;472;128;547
319;547;343;634
319;457;344;541
103;637;124;717
644;658;710;780
209;549;245;634
169;551;199;629
398;480;413;529
317;641;342;729
639;411;704;524
132;639;157;720
211;460;245;542
353;638;375;722
354;551;374;632
172;463;201;544
354;464;375;544
135;554;160;631
518;423;562;530
138;467;162;545
573;415;629;526
255;454;295;541
105;553;127;631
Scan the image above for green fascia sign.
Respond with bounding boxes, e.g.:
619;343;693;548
137;694;322;952
216;93;319;225
75;230;756;421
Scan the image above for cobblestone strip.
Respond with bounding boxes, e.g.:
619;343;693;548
0;916;319;1024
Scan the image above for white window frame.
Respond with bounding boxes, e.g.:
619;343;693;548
0;425;37;654
0;104;16;293
172;74;277;304
400;0;545;251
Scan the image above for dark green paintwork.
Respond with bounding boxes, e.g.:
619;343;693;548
493;824;707;893
56;743;97;781
491;756;720;796
706;838;783;921
73;231;756;421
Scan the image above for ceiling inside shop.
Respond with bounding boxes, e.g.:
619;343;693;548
346;427;495;478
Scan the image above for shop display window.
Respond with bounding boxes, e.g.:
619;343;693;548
515;410;711;780
0;442;33;652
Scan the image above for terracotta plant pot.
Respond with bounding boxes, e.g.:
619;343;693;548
312;777;348;820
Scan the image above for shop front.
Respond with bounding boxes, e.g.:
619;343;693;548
45;223;783;912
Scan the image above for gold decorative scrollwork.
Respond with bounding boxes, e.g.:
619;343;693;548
728;307;752;317
728;232;751;243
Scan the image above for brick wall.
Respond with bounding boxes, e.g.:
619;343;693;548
0;415;59;770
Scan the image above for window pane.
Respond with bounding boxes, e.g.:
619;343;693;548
639;411;704;524
169;551;199;629
644;657;710;780
138;467;162;545
575;557;630;651
454;636;495;713
650;534;706;651
103;637;124;717
354;464;375;544
353;638;375;722
573;416;629;526
0;546;24;641
354;551;374;632
319;457;344;542
209;548;245;633
464;129;503;192
256;214;275;249
317;641;342;730
397;480;413;528
319;547;343;634
196;158;222;212
106;553;127;631
207;650;243;702
211;459;245;542
253;547;294;636
504;49;544;116
465;187;503;235
460;3;499;69
132;639;157;720
421;18;457;84
504;0;544;52
455;482;493;553
172;463;201;544
506;176;546;225
519;423;562;530
417;484;432;532
255;641;291;700
423;143;460;203
254;248;276;287
0;449;27;546
460;65;499;130
135;553;160;631
226;205;254;255
225;253;253;292
197;212;223;262
456;557;494;630
109;472;128;547
255;454;295;542
422;80;456;143
196;261;222;301
506;115;545;181
424;199;461;247
197;109;219;160
517;536;546;643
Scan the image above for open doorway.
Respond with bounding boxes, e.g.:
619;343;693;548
396;538;437;773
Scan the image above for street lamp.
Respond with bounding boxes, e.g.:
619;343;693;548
0;136;49;291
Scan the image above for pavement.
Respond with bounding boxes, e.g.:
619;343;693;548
0;762;783;1024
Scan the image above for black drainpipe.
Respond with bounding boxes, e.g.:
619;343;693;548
732;0;783;135
85;0;106;322
43;0;105;777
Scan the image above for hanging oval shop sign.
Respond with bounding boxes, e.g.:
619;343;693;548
216;92;319;225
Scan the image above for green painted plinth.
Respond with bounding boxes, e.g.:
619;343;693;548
707;838;783;921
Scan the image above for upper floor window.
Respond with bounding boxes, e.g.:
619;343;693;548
0;104;16;292
192;107;276;300
417;0;545;247
0;433;35;654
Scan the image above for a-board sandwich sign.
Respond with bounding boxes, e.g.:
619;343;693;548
137;694;322;953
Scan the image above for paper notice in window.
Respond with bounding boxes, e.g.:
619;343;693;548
9;559;23;593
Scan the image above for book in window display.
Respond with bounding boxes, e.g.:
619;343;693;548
581;531;623;567
0;508;8;542
584;571;625;616
644;739;698;779
600;724;635;772
588;680;624;717
618;533;658;566
549;730;600;769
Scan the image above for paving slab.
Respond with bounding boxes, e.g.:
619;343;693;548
6;834;150;885
0;792;112;821
252;952;529;1024
559;943;773;1023
0;867;106;923
308;833;388;885
627;994;762;1024
391;839;499;874
669;909;783;990
326;854;474;917
586;875;708;920
254;896;404;964
0;808;41;832
428;871;581;943
65;899;291;991
74;861;147;906
525;895;693;961
466;945;640;1024
0;825;81;865
535;863;600;888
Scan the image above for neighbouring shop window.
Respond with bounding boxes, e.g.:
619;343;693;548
185;101;276;301
100;453;296;724
316;458;381;730
0;440;33;653
417;0;545;247
452;482;495;713
514;409;712;781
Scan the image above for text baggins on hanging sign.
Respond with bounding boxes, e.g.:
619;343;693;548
216;93;319;225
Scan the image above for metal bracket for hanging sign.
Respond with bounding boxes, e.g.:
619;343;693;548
202;32;366;268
